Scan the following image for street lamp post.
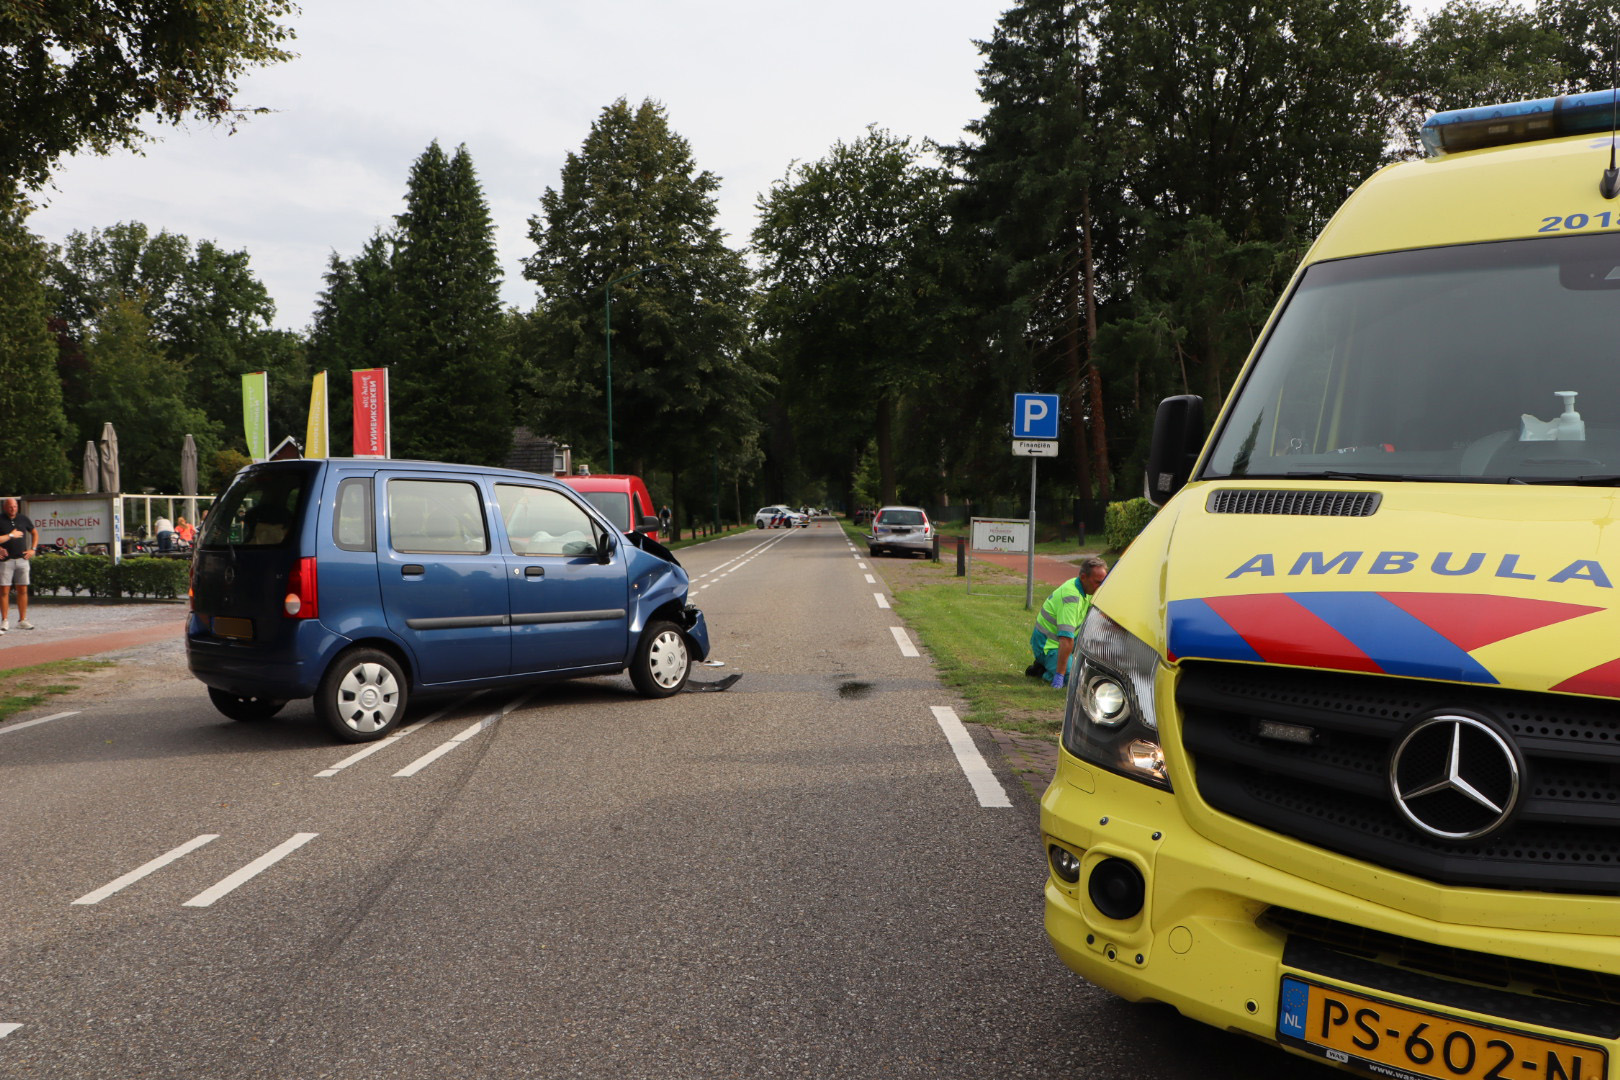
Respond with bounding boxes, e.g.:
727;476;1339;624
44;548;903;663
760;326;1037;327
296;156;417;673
604;265;654;474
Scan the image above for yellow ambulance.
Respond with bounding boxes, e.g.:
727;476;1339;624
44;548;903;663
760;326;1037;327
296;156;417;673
1043;90;1620;1080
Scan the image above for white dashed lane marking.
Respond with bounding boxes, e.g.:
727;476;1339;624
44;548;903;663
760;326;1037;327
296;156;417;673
72;834;220;905
875;594;890;609
0;710;80;736
183;833;319;908
931;706;1011;808
890;627;919;657
316;695;476;778
392;692;533;778
0;1024;20;1039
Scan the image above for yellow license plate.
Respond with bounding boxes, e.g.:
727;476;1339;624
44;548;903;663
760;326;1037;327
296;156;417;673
1278;976;1607;1080
212;616;253;640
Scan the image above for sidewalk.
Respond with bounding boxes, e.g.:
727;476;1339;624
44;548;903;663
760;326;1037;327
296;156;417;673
0;600;185;671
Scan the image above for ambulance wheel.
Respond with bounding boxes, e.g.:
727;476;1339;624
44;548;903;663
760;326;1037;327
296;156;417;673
631;621;690;698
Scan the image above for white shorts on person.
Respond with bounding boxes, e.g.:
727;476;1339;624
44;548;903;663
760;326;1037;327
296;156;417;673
0;558;30;586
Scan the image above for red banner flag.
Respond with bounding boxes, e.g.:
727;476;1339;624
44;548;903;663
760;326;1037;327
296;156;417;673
352;368;390;458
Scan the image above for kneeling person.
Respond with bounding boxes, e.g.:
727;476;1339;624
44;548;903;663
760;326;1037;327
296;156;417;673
1027;556;1107;688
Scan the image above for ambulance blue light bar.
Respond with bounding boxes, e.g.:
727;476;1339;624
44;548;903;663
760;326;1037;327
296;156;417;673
1421;89;1620;157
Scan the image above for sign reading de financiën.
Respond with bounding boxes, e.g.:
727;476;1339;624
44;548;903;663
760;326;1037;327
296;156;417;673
28;494;117;548
971;518;1031;554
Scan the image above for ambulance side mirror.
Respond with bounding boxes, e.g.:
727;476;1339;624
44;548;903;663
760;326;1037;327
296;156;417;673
1144;395;1205;506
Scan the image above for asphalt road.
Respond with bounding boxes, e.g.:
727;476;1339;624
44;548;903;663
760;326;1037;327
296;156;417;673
0;522;1327;1079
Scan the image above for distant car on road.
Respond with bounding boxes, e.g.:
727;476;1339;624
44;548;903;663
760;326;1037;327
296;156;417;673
754;505;804;529
866;506;934;558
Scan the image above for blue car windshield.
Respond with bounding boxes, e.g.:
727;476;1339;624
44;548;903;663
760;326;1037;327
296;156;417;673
1203;232;1620;485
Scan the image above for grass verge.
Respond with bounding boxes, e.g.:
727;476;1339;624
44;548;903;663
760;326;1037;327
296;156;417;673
891;581;1067;739
0;659;114;723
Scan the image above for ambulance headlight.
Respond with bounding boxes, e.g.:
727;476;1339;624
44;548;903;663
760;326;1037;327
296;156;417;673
1063;609;1170;790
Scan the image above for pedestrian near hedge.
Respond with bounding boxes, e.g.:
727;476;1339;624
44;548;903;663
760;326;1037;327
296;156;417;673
0;497;39;631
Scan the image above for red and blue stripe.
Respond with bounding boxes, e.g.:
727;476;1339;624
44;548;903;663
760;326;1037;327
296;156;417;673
1167;592;1601;685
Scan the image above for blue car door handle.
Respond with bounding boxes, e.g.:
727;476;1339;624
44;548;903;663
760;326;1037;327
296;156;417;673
524;565;545;577
401;564;425;575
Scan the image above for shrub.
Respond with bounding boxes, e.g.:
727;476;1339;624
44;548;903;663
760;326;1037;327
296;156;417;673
1104;498;1158;553
30;554;187;598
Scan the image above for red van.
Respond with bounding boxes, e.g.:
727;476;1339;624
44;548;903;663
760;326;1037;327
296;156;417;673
556;474;662;541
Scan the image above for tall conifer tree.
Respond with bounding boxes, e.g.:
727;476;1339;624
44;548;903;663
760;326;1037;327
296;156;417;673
391;141;512;465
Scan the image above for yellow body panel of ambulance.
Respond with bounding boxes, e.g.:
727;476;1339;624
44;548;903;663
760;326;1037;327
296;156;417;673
1043;94;1620;1080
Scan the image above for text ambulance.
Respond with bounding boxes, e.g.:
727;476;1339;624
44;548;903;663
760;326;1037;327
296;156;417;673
1044;90;1620;1080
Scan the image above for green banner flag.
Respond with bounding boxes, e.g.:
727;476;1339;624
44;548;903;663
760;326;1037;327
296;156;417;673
242;371;269;461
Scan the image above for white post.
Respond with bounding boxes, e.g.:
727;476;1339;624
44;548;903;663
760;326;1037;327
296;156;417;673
1026;457;1037;610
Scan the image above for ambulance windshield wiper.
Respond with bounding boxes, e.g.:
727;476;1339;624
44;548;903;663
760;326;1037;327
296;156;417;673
1287;470;1492;483
1501;474;1620;486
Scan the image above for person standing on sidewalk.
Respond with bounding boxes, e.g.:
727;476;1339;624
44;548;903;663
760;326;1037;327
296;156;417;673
0;497;38;631
1027;556;1108;688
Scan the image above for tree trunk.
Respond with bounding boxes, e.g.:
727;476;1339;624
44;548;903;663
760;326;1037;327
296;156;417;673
670;468;682;541
1081;185;1111;502
876;392;896;505
1065;249;1093;507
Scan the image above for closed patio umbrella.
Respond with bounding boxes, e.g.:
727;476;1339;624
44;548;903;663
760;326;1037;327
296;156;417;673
99;422;119;494
83;441;100;493
181;434;198;523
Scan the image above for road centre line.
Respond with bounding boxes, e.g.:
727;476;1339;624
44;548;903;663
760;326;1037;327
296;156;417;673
0;710;81;736
931;706;1012;808
890;627;919;657
182;833;318;908
875;594;890;609
72;834;220;905
393;692;533;778
315;694;477;778
0;1024;19;1039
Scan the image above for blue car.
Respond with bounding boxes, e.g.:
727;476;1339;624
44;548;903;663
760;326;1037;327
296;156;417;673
187;458;709;742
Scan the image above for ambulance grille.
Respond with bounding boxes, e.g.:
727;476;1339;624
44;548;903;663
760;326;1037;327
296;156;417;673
1177;662;1620;895
1205;489;1380;516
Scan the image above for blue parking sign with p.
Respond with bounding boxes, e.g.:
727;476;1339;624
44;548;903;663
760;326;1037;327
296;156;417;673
1013;394;1061;440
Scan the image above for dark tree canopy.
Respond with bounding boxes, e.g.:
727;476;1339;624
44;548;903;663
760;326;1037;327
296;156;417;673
0;0;298;194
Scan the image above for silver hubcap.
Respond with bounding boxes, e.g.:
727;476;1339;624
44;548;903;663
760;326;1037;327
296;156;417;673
647;630;688;689
337;661;400;733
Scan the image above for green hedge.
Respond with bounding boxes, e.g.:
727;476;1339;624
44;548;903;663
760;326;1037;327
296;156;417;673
31;554;188;599
1104;498;1158;553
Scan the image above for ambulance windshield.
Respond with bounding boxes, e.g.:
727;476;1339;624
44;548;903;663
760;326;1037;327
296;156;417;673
1204;232;1620;485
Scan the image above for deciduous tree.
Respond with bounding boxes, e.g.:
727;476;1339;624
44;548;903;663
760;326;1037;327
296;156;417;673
1;0;297;194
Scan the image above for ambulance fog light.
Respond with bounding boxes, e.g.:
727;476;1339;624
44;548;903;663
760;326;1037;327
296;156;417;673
1088;857;1146;921
1048;845;1082;884
1126;740;1167;783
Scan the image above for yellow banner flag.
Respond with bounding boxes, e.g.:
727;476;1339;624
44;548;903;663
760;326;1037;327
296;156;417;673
305;370;329;458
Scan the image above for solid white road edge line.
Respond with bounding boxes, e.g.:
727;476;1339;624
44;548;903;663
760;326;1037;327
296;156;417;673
72;834;220;905
182;833;318;908
0;710;80;735
392;692;533;778
875;594;890;609
890;626;920;657
930;706;1012;808
316;694;475;777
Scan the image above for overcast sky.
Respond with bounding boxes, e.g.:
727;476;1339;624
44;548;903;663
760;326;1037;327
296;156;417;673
27;1;1015;331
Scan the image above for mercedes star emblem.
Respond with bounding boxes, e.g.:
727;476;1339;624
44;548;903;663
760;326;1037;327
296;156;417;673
1388;714;1521;840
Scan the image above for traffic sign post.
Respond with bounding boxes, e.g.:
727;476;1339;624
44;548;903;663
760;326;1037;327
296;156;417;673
1012;394;1061;609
